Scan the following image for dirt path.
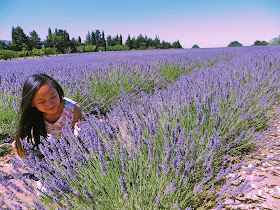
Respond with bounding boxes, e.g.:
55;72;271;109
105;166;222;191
222;131;280;209
0;151;37;209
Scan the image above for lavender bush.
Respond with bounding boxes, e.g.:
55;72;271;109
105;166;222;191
0;49;225;138
1;46;280;209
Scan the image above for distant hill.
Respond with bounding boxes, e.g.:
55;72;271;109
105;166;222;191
0;40;12;45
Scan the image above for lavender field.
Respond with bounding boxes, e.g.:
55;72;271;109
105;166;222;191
1;46;280;209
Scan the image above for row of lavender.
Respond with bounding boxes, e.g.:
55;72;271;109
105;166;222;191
0;48;230;139
1;46;280;209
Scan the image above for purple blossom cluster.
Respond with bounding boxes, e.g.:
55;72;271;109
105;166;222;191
1;46;280;209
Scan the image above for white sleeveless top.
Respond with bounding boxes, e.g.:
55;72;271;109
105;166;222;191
44;97;77;138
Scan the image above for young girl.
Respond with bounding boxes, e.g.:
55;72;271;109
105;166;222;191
12;74;83;158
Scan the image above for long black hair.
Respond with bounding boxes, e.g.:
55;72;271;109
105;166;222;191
16;74;64;157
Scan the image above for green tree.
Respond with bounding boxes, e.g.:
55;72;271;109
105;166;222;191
253;40;268;46
136;34;147;49
11;26;29;51
119;34;123;45
146;38;154;48
125;35;133;49
269;36;280;45
29;30;42;49
161;40;172;49
154;35;161;49
107;35;112;46
172;40;183;48
102;31;106;51
78;36;82;44
91;31;96;45
228;41;243;47
131;37;136;49
85;31;91;45
0;41;6;50
44;27;54;48
112;34;119;46
44;28;71;53
95;30;101;48
191;44;199;48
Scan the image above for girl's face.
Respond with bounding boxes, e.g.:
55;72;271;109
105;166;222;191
31;82;61;115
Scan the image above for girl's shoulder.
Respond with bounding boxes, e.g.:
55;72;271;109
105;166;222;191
63;97;77;106
63;97;83;120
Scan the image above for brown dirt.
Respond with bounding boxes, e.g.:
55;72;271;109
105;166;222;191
0;149;37;209
222;131;280;209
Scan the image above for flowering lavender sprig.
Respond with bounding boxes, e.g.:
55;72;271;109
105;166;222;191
119;176;127;192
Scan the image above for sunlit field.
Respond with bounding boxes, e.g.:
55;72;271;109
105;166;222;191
1;46;280;209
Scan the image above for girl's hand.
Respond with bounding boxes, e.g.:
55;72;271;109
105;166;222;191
74;122;81;138
12;140;17;149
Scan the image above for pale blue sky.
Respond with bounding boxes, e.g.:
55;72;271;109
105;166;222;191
0;0;279;48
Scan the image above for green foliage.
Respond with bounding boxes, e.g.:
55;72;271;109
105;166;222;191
0;50;17;60
6;25;184;57
138;46;147;50
192;44;199;48
0;93;20;140
146;46;156;50
29;30;42;49
161;41;172;49
172;40;183;49
32;48;44;57
125;35;133;49
75;67;164;115
11;26;30;51
44;28;72;53
0;144;13;156
77;45;85;53
43;47;56;56
97;46;105;52
107;44;129;51
269;35;280;45
253;40;268;46
228;41;243;47
0;41;6;50
84;45;96;52
16;50;28;58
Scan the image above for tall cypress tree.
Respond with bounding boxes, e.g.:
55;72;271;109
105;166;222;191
85;31;91;45
106;35;112;46
95;30;101;47
119;34;123;45
102;31;106;51
125;34;133;49
29;30;42;49
91;31;96;45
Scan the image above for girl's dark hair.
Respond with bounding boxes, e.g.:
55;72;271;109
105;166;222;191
16;74;64;158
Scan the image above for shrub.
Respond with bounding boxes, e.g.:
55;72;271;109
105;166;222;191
228;41;243;47
77;45;85;53
0;50;16;60
16;50;28;58
107;44;129;51
43;48;57;56
32;48;44;57
192;44;200;48
84;45;96;52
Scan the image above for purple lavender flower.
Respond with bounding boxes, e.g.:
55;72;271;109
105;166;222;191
82;185;94;201
155;193;161;206
119;176;127;192
164;179;176;194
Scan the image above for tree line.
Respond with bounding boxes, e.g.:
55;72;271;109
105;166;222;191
0;26;182;59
